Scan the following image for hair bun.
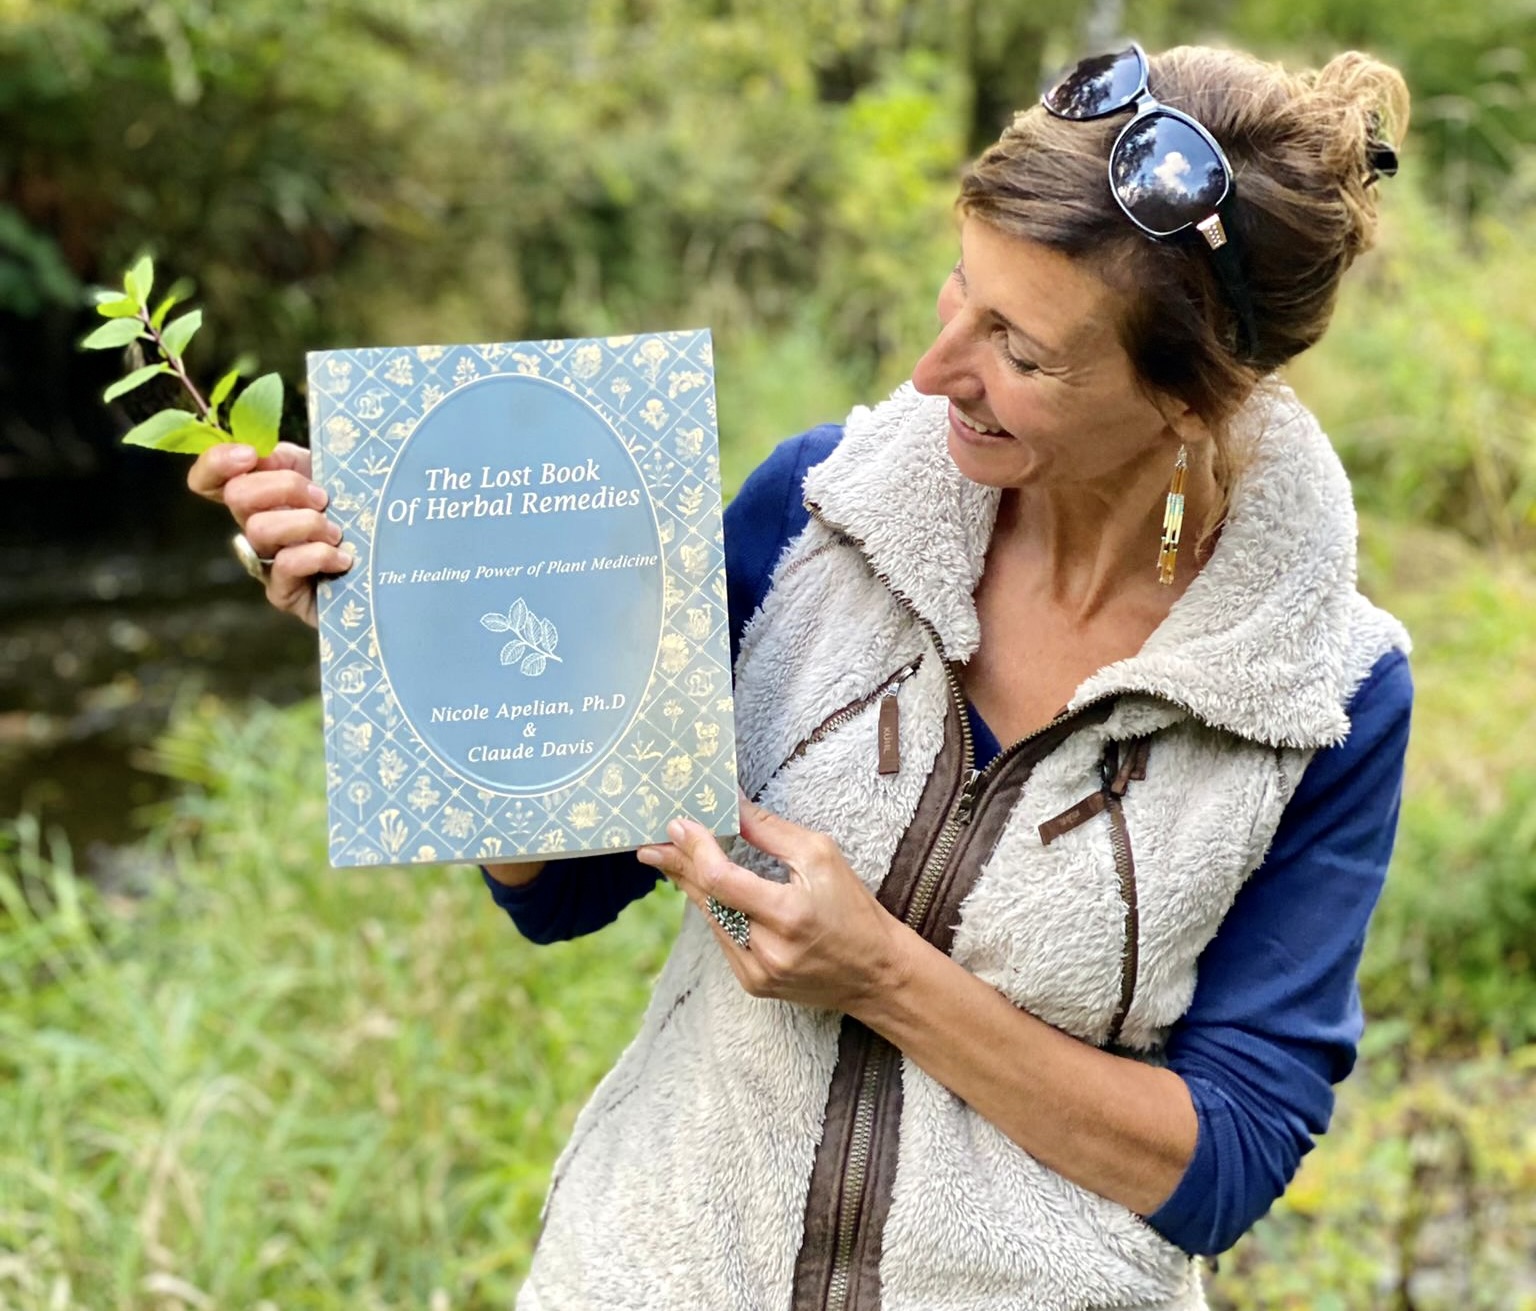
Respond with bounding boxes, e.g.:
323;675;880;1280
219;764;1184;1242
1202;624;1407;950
1307;52;1411;256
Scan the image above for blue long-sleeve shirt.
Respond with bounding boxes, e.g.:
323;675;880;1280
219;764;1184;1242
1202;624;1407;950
485;426;1412;1256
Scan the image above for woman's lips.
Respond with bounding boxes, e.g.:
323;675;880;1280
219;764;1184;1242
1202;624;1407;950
948;401;1012;441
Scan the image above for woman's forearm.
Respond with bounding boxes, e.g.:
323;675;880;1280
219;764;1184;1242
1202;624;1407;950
482;860;546;887
849;923;1198;1216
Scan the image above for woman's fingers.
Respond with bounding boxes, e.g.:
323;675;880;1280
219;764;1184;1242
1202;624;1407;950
242;507;343;559
736;794;835;881
672;819;782;914
265;541;353;626
223;468;329;530
186;441;339;629
188;441;312;504
187;443;256;501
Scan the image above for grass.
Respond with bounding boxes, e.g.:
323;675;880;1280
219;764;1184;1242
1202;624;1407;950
0;704;682;1309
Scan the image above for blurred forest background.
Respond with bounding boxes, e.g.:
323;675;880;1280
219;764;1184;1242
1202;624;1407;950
2;0;1534;1307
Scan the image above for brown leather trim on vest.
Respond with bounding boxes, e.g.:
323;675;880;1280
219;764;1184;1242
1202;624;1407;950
1103;792;1140;1047
1032;733;1150;1047
790;693;965;1311
933;704;1119;948
790;697;1120;1310
788;1021;903;1311
875;693;966;922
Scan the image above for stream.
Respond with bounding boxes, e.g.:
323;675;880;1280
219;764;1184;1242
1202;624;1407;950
0;468;318;876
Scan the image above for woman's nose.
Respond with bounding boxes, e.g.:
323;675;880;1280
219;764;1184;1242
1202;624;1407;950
912;314;974;399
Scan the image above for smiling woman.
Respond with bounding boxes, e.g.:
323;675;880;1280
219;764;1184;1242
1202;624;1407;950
914;222;1205;585
188;39;1413;1311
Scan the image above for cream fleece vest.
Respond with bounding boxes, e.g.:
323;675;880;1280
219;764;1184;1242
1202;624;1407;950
520;383;1407;1311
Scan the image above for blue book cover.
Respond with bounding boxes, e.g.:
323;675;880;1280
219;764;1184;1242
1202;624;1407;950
307;330;738;868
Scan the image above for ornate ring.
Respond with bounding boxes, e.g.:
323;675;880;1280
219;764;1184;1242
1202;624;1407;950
232;531;275;585
707;895;750;949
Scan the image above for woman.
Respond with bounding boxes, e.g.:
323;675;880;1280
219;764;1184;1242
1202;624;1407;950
191;43;1412;1310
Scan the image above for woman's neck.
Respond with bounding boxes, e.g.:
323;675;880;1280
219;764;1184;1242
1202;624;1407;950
988;442;1219;623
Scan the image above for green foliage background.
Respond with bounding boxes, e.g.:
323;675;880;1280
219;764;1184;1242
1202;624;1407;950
2;0;1534;1307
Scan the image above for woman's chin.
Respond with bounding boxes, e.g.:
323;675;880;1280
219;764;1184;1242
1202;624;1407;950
945;425;1037;489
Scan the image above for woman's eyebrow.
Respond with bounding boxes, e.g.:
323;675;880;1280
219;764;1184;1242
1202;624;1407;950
991;309;1064;362
954;260;1067;361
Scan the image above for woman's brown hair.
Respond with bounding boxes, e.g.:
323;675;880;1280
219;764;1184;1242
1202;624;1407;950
959;45;1410;493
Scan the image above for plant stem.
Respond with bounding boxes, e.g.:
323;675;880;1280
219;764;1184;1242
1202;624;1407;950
140;309;216;425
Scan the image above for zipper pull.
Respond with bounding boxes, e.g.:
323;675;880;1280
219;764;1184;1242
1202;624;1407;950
876;661;919;777
877;694;901;775
955;769;983;825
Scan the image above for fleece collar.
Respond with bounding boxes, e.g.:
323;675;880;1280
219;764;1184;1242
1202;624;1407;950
801;381;1378;750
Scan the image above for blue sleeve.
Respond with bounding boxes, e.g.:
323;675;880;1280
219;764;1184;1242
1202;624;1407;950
1145;648;1412;1255
484;425;844;942
724;423;843;666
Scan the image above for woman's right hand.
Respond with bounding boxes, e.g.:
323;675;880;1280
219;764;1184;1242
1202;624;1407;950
191;444;548;886
187;442;353;629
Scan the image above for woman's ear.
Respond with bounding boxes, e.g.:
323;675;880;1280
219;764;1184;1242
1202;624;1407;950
1153;392;1213;450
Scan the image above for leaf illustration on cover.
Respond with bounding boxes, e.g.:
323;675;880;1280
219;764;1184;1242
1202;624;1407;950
485;596;562;676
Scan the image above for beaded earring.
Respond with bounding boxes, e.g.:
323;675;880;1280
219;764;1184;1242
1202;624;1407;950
1157;446;1188;586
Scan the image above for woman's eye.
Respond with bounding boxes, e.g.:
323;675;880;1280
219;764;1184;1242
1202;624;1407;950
993;331;1038;374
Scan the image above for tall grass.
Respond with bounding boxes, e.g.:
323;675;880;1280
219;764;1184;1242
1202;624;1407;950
1;703;681;1309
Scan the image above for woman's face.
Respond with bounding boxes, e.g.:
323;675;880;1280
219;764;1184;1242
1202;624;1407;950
911;218;1188;494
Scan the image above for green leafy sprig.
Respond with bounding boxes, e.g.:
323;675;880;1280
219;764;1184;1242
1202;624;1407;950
81;255;284;455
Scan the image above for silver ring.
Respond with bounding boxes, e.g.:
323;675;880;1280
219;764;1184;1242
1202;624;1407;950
707;896;750;949
232;532;275;584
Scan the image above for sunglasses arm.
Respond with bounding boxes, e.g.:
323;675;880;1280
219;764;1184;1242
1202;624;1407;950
1197;215;1260;363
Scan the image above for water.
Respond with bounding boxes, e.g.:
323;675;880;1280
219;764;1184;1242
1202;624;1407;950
0;330;324;871
0;537;318;868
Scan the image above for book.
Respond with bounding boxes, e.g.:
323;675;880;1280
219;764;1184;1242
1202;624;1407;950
307;330;738;868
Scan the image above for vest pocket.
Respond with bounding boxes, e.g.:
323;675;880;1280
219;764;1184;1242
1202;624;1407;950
755;658;923;800
1037;737;1151;1047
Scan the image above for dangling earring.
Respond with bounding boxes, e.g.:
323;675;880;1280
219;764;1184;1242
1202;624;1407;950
1157;446;1188;586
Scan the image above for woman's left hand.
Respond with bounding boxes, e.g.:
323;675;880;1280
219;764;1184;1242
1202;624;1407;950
638;797;912;1014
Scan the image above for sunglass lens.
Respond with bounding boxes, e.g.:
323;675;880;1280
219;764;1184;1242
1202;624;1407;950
1043;48;1145;119
1110;113;1230;235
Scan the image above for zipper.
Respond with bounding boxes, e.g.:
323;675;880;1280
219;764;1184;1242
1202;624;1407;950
901;688;1128;930
824;1048;887;1310
757;658;922;800
775;533;849;587
799;501;1165;1310
1037;738;1149;1046
1102;790;1140;1045
893;646;976;929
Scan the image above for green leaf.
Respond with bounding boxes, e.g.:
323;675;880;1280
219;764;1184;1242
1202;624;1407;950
228;373;284;455
150;277;196;330
95;298;141;319
159;309;203;359
120;408;213;452
103;363;170;404
124;255;154;307
151;422;227;454
81;318;145;350
91;287;125;306
209;365;244;410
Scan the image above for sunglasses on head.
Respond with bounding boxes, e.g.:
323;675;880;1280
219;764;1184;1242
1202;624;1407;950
1042;43;1260;362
